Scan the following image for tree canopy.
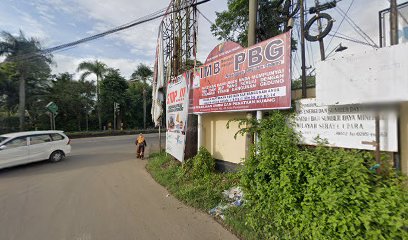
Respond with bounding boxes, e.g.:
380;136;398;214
211;0;283;47
0;30;52;130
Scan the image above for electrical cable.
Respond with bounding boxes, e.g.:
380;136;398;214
334;6;378;47
196;8;234;42
333;31;377;47
325;0;354;51
326;33;376;47
4;0;212;64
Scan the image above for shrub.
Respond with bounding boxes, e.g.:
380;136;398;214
181;146;216;179
239;111;408;239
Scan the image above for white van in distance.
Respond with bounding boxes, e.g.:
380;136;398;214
0;130;71;170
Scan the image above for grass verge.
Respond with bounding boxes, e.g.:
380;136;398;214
146;152;261;240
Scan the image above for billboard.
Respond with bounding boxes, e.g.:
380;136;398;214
294;98;398;152
316;42;408;105
166;73;190;162
191;31;292;113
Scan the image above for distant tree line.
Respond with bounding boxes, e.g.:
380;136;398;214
0;31;154;134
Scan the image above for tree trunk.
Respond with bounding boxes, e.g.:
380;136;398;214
18;75;25;131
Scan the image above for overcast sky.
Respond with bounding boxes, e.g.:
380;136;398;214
0;0;406;80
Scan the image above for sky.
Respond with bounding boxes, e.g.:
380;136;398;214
0;0;406;80
0;0;227;79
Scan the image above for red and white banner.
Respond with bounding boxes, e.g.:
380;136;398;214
191;31;292;113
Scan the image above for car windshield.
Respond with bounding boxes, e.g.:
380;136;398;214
0;136;8;144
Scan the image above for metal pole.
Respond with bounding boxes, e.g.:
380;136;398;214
143;88;147;129
159;122;162;152
390;0;398;46
113;103;116;131
53;113;56;130
249;0;262;144
315;0;326;60
49;113;53;130
197;114;202;151
300;0;307;98
390;0;399;169
375;111;381;166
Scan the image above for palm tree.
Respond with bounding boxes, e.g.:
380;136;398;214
0;31;52;131
131;63;153;129
77;60;107;130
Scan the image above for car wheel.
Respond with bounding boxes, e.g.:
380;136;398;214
49;150;65;162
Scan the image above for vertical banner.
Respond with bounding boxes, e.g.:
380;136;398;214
166;73;190;162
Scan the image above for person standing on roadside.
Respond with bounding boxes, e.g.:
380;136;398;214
135;133;147;159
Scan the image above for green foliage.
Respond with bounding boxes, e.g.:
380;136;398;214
77;60;108;83
0;62;18;116
131;63;153;84
146;150;238;212
239;111;408;239
190;146;216;178
292;75;316;90
0;30;52;130
125;81;154;129
47;73;95;131
211;0;282;47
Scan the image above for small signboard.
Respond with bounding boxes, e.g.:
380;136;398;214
46;102;58;114
294;98;398;152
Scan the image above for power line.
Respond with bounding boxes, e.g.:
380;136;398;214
326;32;376;47
196;8;234;42
334;5;378;48
325;0;354;52
4;0;212;64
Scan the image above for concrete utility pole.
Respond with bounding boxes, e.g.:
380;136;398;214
315;0;326;60
248;0;257;46
390;0;399;45
386;0;398;167
300;0;307;98
248;0;261;148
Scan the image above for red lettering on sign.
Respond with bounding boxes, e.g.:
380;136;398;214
167;91;178;104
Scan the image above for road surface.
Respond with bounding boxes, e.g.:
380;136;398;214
0;134;237;240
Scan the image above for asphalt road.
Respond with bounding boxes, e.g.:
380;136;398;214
0;134;237;240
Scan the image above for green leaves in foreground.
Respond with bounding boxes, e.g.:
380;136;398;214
240;111;408;240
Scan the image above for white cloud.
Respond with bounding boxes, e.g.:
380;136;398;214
8;5;50;41
64;0;227;64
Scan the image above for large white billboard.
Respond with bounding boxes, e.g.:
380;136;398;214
294;98;398;152
316;43;408;105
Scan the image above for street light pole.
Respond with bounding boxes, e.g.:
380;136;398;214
390;0;398;46
113;102;117;131
315;0;326;60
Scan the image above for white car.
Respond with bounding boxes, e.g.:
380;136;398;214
0;130;71;170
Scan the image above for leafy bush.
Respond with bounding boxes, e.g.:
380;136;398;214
239;111;408;239
147;150;237;211
191;146;216;177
